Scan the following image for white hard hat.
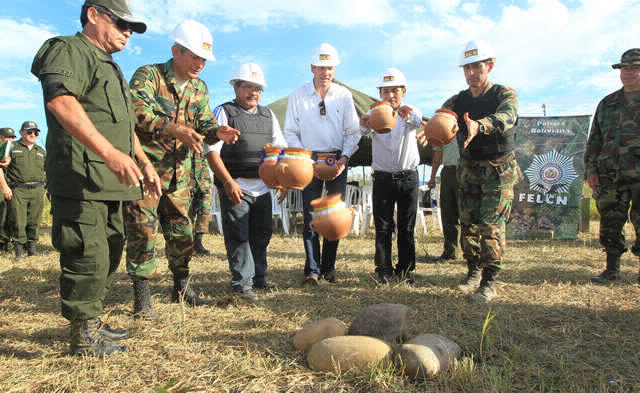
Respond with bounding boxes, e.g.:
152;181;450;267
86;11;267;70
459;39;496;66
169;20;215;61
376;67;408;88
230;62;267;88
311;43;340;67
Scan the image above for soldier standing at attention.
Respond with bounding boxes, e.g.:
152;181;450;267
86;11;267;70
5;121;47;260
31;0;161;356
0;127;16;253
585;48;640;284
125;19;240;319
189;149;213;255
419;39;520;303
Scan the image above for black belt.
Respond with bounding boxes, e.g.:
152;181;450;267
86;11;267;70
375;169;416;180
10;182;44;189
443;165;457;169
311;150;341;161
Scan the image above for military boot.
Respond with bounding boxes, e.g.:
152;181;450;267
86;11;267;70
133;279;158;320
0;242;8;252
470;268;498;303
26;241;42;256
591;254;622;283
14;243;25;261
193;232;211;255
457;259;482;291
172;271;210;306
91;317;128;340
70;318;128;356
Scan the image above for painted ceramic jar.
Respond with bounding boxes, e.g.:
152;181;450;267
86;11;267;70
275;147;314;190
258;144;284;189
314;152;339;181
422;109;459;147
309;193;355;241
368;101;397;134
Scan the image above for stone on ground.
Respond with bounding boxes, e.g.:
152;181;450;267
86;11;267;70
307;335;392;372
293;317;348;351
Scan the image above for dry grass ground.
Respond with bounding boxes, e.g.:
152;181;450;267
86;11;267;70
1;218;639;393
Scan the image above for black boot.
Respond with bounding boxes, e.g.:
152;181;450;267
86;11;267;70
133;279;158;320
457;259;482;291
26;241;42;256
0;242;8;252
91;317;129;340
70;318;128;356
172;271;210;306
470;268;498;303
14;243;25;261
591;254;622;283
193;232;211;255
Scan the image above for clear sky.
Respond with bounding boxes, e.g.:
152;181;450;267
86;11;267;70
1;0;639;147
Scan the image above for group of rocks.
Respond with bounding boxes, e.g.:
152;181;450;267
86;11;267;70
292;303;461;378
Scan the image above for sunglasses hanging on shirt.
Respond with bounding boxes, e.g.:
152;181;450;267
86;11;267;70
319;100;326;116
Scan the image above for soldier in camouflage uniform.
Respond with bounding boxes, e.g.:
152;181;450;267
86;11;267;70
0;127;16;252
420;40;520;303
125;19;240;319
189;149;213;255
585;48;640;284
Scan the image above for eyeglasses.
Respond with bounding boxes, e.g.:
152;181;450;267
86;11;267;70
26;130;40;136
238;84;263;93
319;100;326;116
97;7;133;34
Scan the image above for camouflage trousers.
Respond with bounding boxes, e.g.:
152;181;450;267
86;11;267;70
595;180;640;257
124;186;194;279
189;182;212;234
457;153;521;270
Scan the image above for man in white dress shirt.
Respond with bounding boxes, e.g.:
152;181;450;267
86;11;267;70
207;63;287;301
360;68;422;284
284;43;361;285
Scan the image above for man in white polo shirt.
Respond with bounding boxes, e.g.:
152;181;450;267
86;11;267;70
284;43;360;285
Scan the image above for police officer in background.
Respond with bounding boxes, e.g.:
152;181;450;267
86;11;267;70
32;0;161;356
419;39;520;303
585;48;640;284
0;127;16;252
5;121;46;260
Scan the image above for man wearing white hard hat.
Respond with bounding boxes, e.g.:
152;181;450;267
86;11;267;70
206;63;287;302
359;68;423;285
284;43;361;286
125;20;241;318
418;39;520;302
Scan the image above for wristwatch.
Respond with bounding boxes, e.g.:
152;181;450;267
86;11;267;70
477;123;486;134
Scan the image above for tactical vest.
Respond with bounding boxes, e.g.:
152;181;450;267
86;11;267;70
453;84;517;160
216;101;272;185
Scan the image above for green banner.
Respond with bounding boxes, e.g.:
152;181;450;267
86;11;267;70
507;115;591;240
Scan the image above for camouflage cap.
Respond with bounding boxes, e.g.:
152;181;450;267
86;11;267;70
20;121;40;132
612;48;640;69
85;0;147;34
0;128;16;138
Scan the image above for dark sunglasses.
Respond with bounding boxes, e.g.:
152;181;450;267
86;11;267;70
237;83;263;93
319;100;326;116
26;130;40;136
97;7;133;34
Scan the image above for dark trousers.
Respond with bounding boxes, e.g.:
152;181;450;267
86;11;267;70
302;170;348;278
440;166;461;257
8;186;45;244
219;188;273;291
372;169;419;277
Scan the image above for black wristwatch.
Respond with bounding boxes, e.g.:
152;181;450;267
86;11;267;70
477;123;486;134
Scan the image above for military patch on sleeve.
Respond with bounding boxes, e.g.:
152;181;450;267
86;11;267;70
39;67;72;77
503;87;516;97
130;79;145;89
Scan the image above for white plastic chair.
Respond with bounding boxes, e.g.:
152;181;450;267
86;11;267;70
286;189;303;233
360;185;374;233
344;185;362;235
271;189;290;235
210;186;223;235
418;185;442;233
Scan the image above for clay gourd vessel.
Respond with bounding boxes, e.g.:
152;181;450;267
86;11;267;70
314;152;339;181
368;102;397;134
422;109;459;147
275;147;314;190
309;193;355;241
258;144;284;189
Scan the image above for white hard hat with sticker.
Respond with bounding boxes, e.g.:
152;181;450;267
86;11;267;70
170;20;215;61
311;43;340;67
459;39;496;66
230;63;267;88
376;67;408;88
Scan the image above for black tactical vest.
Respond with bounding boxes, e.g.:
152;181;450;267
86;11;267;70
216;101;272;184
453;84;517;160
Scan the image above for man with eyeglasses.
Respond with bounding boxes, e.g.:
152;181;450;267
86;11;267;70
4;121;46;261
284;43;361;286
125;19;240;319
0;127;16;252
32;0;162;356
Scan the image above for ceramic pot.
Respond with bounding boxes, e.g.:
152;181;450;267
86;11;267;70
314;153;339;181
368;102;397;134
258;144;284;189
309;193;355;241
275;148;314;190
422;109;459;147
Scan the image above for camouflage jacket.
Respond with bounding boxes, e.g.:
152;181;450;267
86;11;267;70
584;88;640;182
129;59;219;190
190;149;213;189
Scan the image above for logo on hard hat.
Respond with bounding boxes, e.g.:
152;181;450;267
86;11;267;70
202;42;212;51
251;72;258;77
465;49;478;58
383;76;395;82
319;54;331;60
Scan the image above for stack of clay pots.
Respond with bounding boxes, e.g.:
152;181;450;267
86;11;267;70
368;102;397;134
309;193;354;241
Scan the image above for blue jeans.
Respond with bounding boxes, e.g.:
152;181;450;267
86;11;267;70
302;170;348;278
219;188;273;291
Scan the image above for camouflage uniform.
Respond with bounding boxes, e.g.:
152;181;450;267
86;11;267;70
125;59;220;278
189;150;213;234
584;88;640;258
442;82;521;272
